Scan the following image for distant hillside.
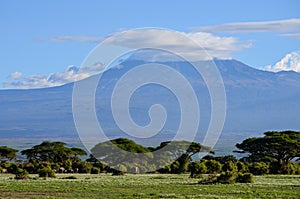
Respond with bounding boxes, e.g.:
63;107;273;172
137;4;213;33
1;59;300;154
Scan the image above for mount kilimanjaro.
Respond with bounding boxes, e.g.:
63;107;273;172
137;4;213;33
1;59;300;154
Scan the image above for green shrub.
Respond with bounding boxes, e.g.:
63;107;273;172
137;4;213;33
38;167;55;178
157;165;171;174
249;162;269;175
91;167;100;174
236;173;253;183
23;163;36;174
1;162;11;169
73;161;93;173
287;162;300;175
190;162;207;178
269;162;281;174
236;161;248;173
7;163;19;174
14;168;29;180
222;161;238;172
204;160;222;174
198;173;218;184
217;171;237;184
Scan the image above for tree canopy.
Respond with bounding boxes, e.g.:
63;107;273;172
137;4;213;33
91;138;211;173
235;131;300;174
21;141;87;163
0;146;18;162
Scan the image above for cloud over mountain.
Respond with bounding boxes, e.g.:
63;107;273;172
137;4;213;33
3;66;90;89
50;29;251;61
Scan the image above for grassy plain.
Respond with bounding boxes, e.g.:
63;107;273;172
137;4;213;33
0;174;299;198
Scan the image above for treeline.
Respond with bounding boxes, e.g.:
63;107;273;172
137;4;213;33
0;131;299;184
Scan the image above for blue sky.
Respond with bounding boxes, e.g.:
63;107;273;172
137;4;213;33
1;0;300;89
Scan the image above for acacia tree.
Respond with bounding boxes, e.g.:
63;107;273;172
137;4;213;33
91;138;153;173
235;131;300;174
21;141;87;163
91;138;212;173
152;140;213;173
0;146;18;162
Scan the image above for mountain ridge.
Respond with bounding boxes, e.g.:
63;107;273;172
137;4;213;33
1;59;299;154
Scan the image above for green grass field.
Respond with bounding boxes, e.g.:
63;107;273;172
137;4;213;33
0;174;299;198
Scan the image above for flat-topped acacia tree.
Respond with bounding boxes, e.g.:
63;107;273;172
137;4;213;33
21;141;87;163
0;146;18;163
235;131;300;174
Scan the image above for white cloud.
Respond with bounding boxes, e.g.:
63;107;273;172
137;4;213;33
3;66;90;89
6;29;252;89
264;51;300;72
281;33;300;39
8;71;22;79
50;35;102;43
102;29;251;61
191;18;300;34
50;29;251;61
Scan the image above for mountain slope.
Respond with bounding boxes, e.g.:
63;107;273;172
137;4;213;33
1;59;299;153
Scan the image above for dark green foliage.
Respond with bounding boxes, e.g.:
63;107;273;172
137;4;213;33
172;154;191;173
23;163;36;174
0;146;18;162
21;141;87;163
92;138;211;174
198;171;254;184
91;138;153;173
86;154;107;172
249;162;269;175
14;168;29;180
91;167;100;174
189;161;207;178
236;173;253;183
222;161;238;172
73;161;93;173
203;160;222;174
7;163;19;174
236;161;248;173
287;162;300;175
38;167;55;178
236;131;300;174
217;171;237;184
269;161;282;174
0;146;18;163
198;173;218;184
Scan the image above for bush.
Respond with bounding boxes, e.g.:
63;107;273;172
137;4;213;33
269;162;281;174
7;163;19;174
198;173;218;184
23;163;36;174
217;171;237;184
287;162;300;175
222;161;238;172
91;167;100;174
236;173;253;183
249;162;269;175
14;168;29;180
73;161;93;173
112;169;125;176
204;160;222;174
38;167;55;178
236;161;248;173
190;162;207;178
157;165;171;174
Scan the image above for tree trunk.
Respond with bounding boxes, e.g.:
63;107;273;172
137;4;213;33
279;159;288;174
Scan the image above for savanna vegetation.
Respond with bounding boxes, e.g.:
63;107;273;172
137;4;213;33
0;131;299;198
